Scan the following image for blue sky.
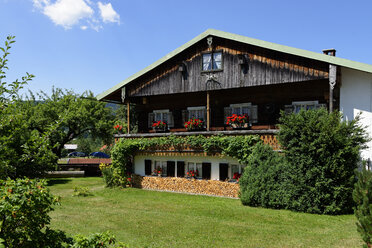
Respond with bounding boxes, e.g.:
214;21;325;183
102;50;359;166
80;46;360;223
0;0;372;96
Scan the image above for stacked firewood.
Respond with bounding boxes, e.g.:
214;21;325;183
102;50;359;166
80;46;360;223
132;175;239;198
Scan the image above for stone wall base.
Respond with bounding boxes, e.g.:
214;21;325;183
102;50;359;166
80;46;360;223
132;175;240;198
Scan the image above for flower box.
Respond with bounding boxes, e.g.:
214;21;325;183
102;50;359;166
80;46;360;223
184;118;204;131
152;127;168;132
231;123;250;129
226;114;250;129
152;121;168;132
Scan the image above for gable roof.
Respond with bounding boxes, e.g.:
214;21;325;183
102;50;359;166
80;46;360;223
97;29;372;101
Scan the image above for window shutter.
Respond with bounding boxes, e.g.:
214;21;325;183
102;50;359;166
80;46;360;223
202;163;211;180
251;105;258;123
148;113;155;128
203;109;207;127
224;107;232;124
182;110;188;125
168;112;174;128
284;105;294;115
177;161;185;177
145;160;152;175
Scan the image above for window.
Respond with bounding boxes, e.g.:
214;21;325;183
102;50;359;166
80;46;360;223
148;109;174;128
286;101;327;114
202;51;222;71
154;109;169;123
155;161;167;176
231;164;245;180
187;162;203;178
187;106;206;121
230;103;251;116
224;103;258;123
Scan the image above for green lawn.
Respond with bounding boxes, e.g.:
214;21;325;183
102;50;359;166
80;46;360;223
48;177;362;248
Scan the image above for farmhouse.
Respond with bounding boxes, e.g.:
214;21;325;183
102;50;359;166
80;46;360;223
98;29;372;191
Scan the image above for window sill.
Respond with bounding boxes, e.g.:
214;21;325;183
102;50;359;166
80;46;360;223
201;69;223;73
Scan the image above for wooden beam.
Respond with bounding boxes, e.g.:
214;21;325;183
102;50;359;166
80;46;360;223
207;91;210;131
127;102;130;134
329;65;337;112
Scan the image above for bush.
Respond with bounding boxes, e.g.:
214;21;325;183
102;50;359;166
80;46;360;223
240;143;288;209
0;178;72;247
71;231;128;248
73;186;92;197
279;108;368;214
353;168;372;247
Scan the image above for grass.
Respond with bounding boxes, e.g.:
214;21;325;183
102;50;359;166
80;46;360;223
48;177;362;248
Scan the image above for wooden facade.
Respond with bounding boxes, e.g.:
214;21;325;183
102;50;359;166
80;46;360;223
126;38;329;98
101;31;341;139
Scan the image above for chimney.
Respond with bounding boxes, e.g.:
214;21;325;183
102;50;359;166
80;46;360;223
322;48;336;56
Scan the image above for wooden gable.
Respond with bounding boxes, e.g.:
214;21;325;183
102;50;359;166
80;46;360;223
126;36;329;98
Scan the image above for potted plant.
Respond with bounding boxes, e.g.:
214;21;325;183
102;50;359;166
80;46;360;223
113;124;124;134
153;167;162;177
186;169;198;179
226;114;250;129
152;120;167;132
232;172;241;182
184;118;204;131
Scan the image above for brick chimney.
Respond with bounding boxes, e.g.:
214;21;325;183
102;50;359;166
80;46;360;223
322;49;336;56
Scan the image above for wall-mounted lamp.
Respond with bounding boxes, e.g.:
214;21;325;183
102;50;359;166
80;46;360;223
179;62;188;80
238;54;249;74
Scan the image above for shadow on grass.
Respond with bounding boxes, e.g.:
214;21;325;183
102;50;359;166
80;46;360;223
47;178;72;186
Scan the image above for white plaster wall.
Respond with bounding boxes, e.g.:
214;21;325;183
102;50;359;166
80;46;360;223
134;154;240;180
340;67;372;160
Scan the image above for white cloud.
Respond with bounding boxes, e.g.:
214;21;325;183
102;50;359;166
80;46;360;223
97;2;120;24
43;0;93;29
32;0;121;31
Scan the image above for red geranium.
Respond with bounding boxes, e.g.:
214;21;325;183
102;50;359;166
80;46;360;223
226;114;249;125
184;118;204;130
233;172;241;180
186;169;198;178
152;120;167;129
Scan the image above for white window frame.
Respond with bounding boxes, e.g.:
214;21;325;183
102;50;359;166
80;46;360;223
230;164;245;179
229;103;252;116
187;106;206;122
153;109;170;122
154;161;167;176
202;51;223;72
291;101;320;113
186;162;203;179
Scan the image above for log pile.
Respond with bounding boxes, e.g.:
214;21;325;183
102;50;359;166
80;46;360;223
131;175;239;198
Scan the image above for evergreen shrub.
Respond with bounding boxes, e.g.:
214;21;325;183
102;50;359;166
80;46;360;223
279;108;368;214
239;142;288;209
353;168;372;247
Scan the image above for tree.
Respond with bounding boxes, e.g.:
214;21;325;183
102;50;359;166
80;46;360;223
27;88;115;158
0;36;56;179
